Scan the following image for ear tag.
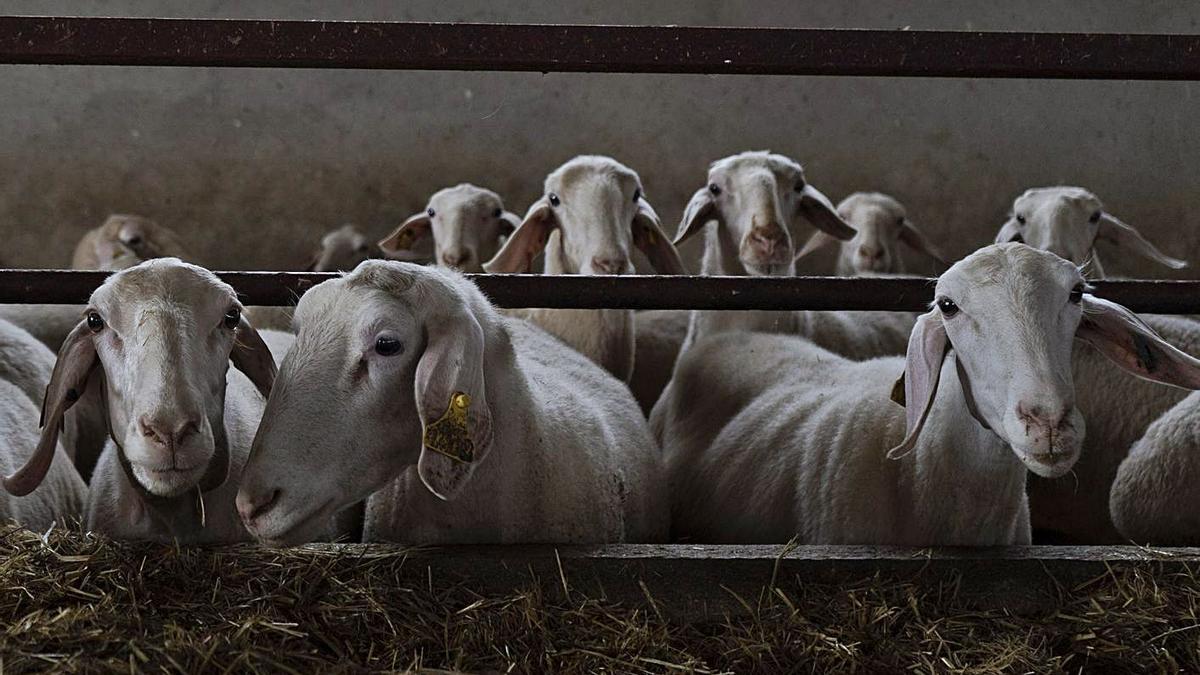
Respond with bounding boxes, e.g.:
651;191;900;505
423;391;474;463
890;373;906;407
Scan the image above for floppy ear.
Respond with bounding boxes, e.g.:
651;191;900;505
378;212;433;255
632;198;688;275
414;307;494;500
1096;213;1186;270
795;231;840;263
5;321;99;496
995;218;1023;244
898;219;950;267
483;199;557;273
1076;295;1200;388
796;184;857;241
888;310;949;459
231;313;278;399
674;187;719;246
498;210;521;237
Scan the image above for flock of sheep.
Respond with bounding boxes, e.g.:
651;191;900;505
1;150;1199;547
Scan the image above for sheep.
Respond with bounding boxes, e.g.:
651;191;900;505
378;183;519;273
0;318;88;529
673;151;914;358
629;309;690;415
651;243;1200;545
794;192;948;275
994;186;1185;278
235;260;666;545
72;213;193;271
1107;389;1200;543
483;156;686;383
0;379;88;530
1;258;299;543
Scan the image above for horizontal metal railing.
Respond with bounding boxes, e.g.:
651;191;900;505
0;270;1196;313
0;17;1197;79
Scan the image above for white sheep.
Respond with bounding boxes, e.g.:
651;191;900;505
673;151;914;358
2;258;300;543
994;186;1185;278
0;379;87;530
794;191;948;275
483;156;686;383
651;243;1200;545
72;213;193;271
0;319;88;530
235;260;666;545
1108;389;1200;543
379;183;519;273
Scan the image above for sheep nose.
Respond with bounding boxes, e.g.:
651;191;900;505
1016;402;1071;432
441;250;470;268
859;245;884;261
748;225;786;257
590;256;628;275
138;414;200;451
236;487;281;525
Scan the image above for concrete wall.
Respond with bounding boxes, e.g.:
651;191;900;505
1;1;1198;276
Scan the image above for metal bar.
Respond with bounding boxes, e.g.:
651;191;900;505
1;270;1198;313
0;17;1198;79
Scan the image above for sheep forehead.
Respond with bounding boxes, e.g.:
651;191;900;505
937;243;1082;305
709;150;805;181
430;185;503;217
298;260;465;328
545;155;641;195
99;213;155;237
1017;187;1103;216
322;224;365;248
841;193;906;227
91;258;237;322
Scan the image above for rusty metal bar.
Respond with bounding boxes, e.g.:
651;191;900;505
0;270;1197;313
0;17;1198;79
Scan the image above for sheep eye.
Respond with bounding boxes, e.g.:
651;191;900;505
493;208;503;218
426;208;436;218
708;183;721;196
633;189;641;203
375;336;403;356
223;307;240;329
86;311;105;333
124;235;143;247
793;180;806;193
1069;284;1084;304
1089;211;1102;224
1015;215;1027;225
548;193;561;207
936;298;959;317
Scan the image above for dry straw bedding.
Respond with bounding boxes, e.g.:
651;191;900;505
2;525;1200;673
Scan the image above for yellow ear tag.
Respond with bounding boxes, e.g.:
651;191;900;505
423;391;474;463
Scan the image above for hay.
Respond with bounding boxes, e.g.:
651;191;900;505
3;524;1200;673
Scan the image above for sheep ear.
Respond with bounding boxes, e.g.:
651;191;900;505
674;187;718;246
483;200;556;273
795;230;839;263
231;314;277;399
632;198;688;275
796;185;857;241
887;310;949;460
378;213;432;254
995;219;1023;244
898;219;950;267
1077;295;1200;388
5;321;98;496
498;210;521;237
1096;213;1186;270
415;308;494;500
